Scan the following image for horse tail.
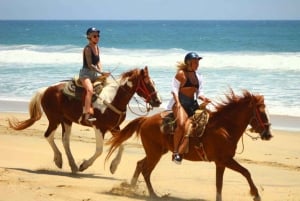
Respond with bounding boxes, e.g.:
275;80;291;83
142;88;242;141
8;87;46;130
105;116;146;162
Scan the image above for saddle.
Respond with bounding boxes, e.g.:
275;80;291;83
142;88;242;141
161;107;210;160
62;75;106;101
160;107;209;138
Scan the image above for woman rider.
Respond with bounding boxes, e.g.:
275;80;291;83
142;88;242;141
167;52;211;164
79;27;110;125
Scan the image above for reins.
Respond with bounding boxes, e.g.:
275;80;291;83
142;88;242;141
236;130;260;154
127;101;150;116
97;69;155;118
244;130;260;140
127;71;157;116
236;104;265;154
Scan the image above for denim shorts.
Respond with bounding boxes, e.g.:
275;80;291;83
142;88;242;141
179;92;199;117
79;68;98;82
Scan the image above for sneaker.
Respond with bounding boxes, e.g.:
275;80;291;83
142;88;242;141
82;113;96;126
87;115;96;122
173;153;182;165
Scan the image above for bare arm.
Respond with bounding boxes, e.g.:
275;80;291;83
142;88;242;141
84;47;110;76
198;95;211;103
84;47;95;70
172;70;186;106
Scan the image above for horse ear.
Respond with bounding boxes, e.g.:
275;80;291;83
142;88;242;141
252;94;264;109
142;66;149;77
257;95;264;105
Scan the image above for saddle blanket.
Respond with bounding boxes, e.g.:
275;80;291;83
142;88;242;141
62;76;105;101
160;108;209;137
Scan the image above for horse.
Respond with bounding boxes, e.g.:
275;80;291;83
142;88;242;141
106;89;273;201
8;66;162;173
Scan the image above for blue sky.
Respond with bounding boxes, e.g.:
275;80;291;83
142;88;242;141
1;0;300;20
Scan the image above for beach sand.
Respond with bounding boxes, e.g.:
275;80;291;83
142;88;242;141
0;112;300;201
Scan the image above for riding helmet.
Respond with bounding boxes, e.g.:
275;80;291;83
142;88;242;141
86;27;100;36
184;52;202;64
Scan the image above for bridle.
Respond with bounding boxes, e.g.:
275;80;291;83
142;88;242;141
136;76;157;103
134;75;159;112
100;70;159;131
248;105;271;139
237;103;272;154
110;69;158;109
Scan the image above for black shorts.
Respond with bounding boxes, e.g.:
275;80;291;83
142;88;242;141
178;92;199;117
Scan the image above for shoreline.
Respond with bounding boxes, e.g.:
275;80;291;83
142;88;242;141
1;99;300;132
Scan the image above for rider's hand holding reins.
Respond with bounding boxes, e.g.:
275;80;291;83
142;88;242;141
91;64;111;77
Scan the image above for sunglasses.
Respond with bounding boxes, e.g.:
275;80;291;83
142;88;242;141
92;35;100;38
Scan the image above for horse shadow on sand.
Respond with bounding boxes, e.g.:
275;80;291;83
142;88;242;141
1;166;122;181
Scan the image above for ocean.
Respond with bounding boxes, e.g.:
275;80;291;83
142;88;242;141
0;20;300;118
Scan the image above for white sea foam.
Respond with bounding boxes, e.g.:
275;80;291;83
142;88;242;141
1;45;299;118
1;45;300;71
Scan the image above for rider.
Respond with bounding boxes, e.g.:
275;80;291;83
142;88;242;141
167;52;211;164
79;27;110;125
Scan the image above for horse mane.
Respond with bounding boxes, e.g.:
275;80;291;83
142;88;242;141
212;88;258;116
207;89;261;139
120;68;140;81
209;89;264;129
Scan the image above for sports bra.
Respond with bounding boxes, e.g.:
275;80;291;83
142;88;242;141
181;71;199;89
83;45;100;68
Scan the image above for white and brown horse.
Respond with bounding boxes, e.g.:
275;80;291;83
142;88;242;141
8;66;161;173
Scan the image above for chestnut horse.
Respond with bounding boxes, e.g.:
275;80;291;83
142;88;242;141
8;66;161;173
106;90;272;201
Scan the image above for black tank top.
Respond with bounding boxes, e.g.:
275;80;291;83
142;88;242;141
181;71;199;89
83;45;100;68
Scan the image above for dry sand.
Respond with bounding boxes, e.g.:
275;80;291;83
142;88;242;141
0;112;300;201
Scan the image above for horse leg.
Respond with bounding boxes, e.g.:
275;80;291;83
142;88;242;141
109;144;125;174
130;157;145;187
79;127;104;172
225;158;260;201
141;154;162;198
61;122;78;174
132;148;163;198
45;123;62;169
215;163;225;201
131;156;159;198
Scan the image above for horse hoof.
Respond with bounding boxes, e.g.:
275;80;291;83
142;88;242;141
71;166;79;174
253;195;261;201
79;164;86;172
149;193;158;199
79;160;88;172
54;158;62;169
71;169;78;174
110;162;117;174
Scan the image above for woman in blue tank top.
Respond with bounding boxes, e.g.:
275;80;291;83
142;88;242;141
79;27;110;125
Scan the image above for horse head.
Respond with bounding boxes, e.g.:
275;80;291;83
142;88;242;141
133;66;162;108
249;94;273;140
